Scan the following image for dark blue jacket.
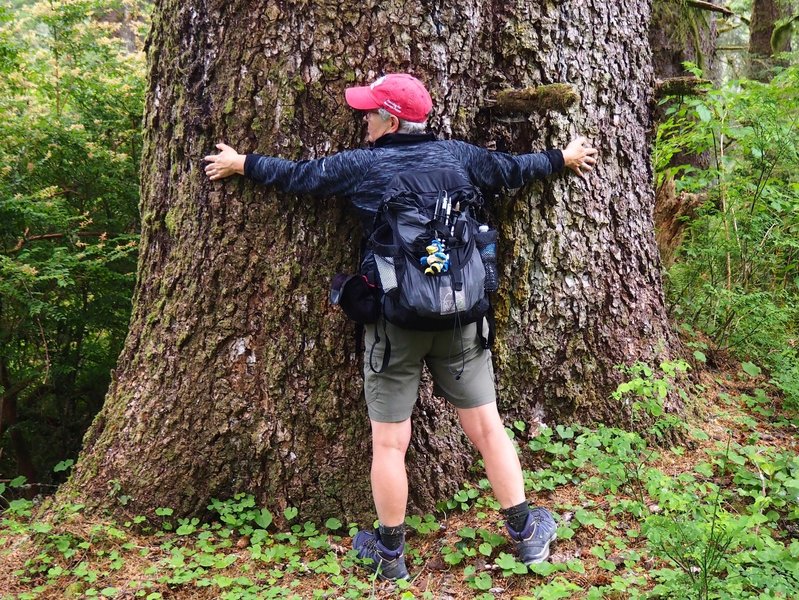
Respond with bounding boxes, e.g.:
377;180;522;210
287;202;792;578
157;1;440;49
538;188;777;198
244;133;563;226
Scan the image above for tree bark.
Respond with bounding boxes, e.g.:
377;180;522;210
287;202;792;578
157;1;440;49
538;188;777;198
654;179;706;267
650;0;721;81
62;0;678;522
649;0;719;265
748;0;793;80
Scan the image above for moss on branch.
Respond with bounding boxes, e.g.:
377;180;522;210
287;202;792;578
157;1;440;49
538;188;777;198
488;83;580;115
655;76;711;98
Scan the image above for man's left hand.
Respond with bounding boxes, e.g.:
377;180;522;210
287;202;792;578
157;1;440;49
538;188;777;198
204;143;245;180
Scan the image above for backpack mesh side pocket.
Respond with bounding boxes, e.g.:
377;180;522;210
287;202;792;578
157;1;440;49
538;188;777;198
374;255;398;294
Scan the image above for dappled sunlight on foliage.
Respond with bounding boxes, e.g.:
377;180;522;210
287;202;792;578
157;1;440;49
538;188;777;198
0;0;149;485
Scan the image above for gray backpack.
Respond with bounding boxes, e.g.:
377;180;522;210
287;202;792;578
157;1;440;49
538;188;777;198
363;168;493;331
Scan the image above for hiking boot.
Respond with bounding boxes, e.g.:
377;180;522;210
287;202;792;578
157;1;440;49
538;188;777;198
352;529;409;581
506;507;557;565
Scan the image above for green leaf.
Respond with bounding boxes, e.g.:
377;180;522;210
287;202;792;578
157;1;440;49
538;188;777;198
556;424;575;439
32;522;53;534
8;498;34;515
693;350;707;363
214;554;237;569
53;459;74;473
471;572;492;591
575;508;606;529
213;575;233;588
315;559;340;575
325;517;342;530
283;507;298;520
195;553;215;567
556;525;575;539
696;104;712;122
528;561;562;576
405;515;421;529
694;462;714;477
598;559;616;571
442;549;464;565
254;508;273;529
728;452;747;466
10;476;26;488
742;362;762;377
567;559;585;573
175;521;196;535
495;552;518;570
458;526;476;539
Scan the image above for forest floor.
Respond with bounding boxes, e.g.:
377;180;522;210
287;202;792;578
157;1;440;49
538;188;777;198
1;358;798;600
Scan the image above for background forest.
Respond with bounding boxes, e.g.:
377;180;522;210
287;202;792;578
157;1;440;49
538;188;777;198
0;0;146;487
1;0;799;599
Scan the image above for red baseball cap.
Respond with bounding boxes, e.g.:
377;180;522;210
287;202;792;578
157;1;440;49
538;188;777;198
345;73;432;123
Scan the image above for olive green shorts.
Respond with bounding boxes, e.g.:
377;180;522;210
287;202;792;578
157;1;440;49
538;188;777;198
362;320;496;423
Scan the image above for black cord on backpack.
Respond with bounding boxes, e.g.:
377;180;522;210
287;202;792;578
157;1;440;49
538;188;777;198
448;285;466;381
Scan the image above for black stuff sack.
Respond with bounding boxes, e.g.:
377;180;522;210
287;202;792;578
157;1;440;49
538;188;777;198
329;273;380;324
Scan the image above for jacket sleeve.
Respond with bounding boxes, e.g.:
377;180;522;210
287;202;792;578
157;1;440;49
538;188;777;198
243;149;375;198
443;140;564;191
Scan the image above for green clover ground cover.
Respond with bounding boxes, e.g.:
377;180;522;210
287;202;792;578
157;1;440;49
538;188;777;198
2;361;799;599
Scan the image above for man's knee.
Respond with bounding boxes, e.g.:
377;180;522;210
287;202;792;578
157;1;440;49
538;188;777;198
373;438;410;455
371;419;412;454
458;404;505;448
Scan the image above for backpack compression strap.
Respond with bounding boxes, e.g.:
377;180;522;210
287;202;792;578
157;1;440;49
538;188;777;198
476;301;496;350
368;314;392;374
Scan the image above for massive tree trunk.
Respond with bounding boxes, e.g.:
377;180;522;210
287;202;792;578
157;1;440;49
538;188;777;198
749;0;794;80
62;0;677;522
650;0;721;81
649;0;721;265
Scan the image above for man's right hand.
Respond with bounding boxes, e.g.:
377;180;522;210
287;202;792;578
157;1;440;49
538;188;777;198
561;136;598;178
204;143;245;180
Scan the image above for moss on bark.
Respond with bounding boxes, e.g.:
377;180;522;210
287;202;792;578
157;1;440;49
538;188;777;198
491;84;580;114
